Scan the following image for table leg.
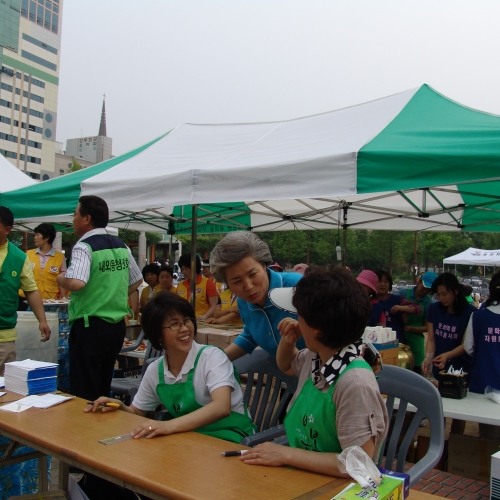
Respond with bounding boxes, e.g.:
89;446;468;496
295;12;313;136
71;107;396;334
38;455;48;491
59;460;69;491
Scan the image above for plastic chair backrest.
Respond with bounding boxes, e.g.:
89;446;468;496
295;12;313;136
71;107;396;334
120;329;145;353
233;349;298;432
139;342;163;374
376;365;445;486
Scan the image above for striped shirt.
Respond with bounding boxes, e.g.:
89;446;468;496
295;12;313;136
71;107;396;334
65;228;142;285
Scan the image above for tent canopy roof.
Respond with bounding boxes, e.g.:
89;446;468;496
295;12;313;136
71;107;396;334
3;84;500;234
0;155;36;193
443;247;500;266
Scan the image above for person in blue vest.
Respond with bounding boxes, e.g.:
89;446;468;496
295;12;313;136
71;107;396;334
57;196;143;401
209;232;306;361
461;272;500;438
422;273;476;436
422;273;475;381
239;267;387;475
375;270;421;343
0;206;51;374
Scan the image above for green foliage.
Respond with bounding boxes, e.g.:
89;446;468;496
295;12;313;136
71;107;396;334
118;229;162;245
177;235;223;252
69;158;82;172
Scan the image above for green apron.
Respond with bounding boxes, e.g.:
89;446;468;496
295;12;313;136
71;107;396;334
284;358;371;452
156;345;256;443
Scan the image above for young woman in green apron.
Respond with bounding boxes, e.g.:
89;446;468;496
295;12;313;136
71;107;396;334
85;293;255;443
240;267;388;476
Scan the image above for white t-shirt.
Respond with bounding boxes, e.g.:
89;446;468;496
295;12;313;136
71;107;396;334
464;303;500;355
132;342;246;414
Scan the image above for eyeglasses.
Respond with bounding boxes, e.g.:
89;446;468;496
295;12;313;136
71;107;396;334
163;318;193;331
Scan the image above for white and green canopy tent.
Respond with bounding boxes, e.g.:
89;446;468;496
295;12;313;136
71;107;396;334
0;154;36;193
3;84;500;235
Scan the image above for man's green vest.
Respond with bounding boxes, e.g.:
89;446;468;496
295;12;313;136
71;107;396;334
0;242;26;330
69;234;130;326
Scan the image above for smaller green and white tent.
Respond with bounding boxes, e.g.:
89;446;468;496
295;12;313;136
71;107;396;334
3;84;500;235
443;247;500;266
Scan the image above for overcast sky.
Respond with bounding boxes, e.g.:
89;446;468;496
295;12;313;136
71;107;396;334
57;0;500;156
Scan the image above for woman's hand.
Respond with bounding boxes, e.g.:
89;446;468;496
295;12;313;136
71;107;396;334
240;442;290;467
433;353;450;370
278;318;302;345
130;420;171;439
421;352;435;377
197;315;207;321
390;305;403;314
83;397;123;413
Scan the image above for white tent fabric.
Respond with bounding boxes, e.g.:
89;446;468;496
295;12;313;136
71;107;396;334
0;155;36;192
6;84;497;234
81;89;418;208
443;247;500;266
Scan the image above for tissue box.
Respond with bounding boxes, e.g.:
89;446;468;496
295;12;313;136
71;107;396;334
373;340;400;367
378;468;410;500
438;370;468;399
333;473;407;500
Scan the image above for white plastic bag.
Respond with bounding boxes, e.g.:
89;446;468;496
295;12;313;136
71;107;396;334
337;446;383;490
485;386;500;404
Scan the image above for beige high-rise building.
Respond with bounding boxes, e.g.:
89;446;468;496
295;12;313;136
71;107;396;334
0;0;62;180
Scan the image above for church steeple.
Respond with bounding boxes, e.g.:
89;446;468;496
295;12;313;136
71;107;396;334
98;94;107;137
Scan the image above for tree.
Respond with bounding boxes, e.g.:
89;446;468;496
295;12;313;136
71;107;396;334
68;158;82;172
118;229;162;246
419;232;452;271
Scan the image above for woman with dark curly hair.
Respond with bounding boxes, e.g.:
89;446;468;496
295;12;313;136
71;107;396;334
240;267;387;476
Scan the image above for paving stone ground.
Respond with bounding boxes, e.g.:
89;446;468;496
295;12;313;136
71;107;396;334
412;469;490;500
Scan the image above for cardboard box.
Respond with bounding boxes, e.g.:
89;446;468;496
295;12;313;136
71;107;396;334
333;474;407;500
447;434;500;482
491;450;500;500
207;330;240;349
373;340;399;366
8;491;67;500
195;327;241;346
194;327;221;345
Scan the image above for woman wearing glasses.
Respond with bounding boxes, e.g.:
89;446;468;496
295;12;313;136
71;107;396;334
85;293;255;443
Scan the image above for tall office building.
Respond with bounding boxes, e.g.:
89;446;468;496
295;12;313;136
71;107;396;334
0;0;62;180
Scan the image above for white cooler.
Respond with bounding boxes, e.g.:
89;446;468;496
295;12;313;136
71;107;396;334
15;311;60;363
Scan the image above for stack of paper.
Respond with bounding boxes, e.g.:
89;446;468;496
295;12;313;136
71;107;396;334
5;359;58;395
0;394;74;412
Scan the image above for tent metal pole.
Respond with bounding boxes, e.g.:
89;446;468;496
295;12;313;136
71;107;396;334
413;232;418;284
342;206;347;267
190;205;197;310
169;234;173;266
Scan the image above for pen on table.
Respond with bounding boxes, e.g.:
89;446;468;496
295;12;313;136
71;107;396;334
87;401;121;408
221;450;249;457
